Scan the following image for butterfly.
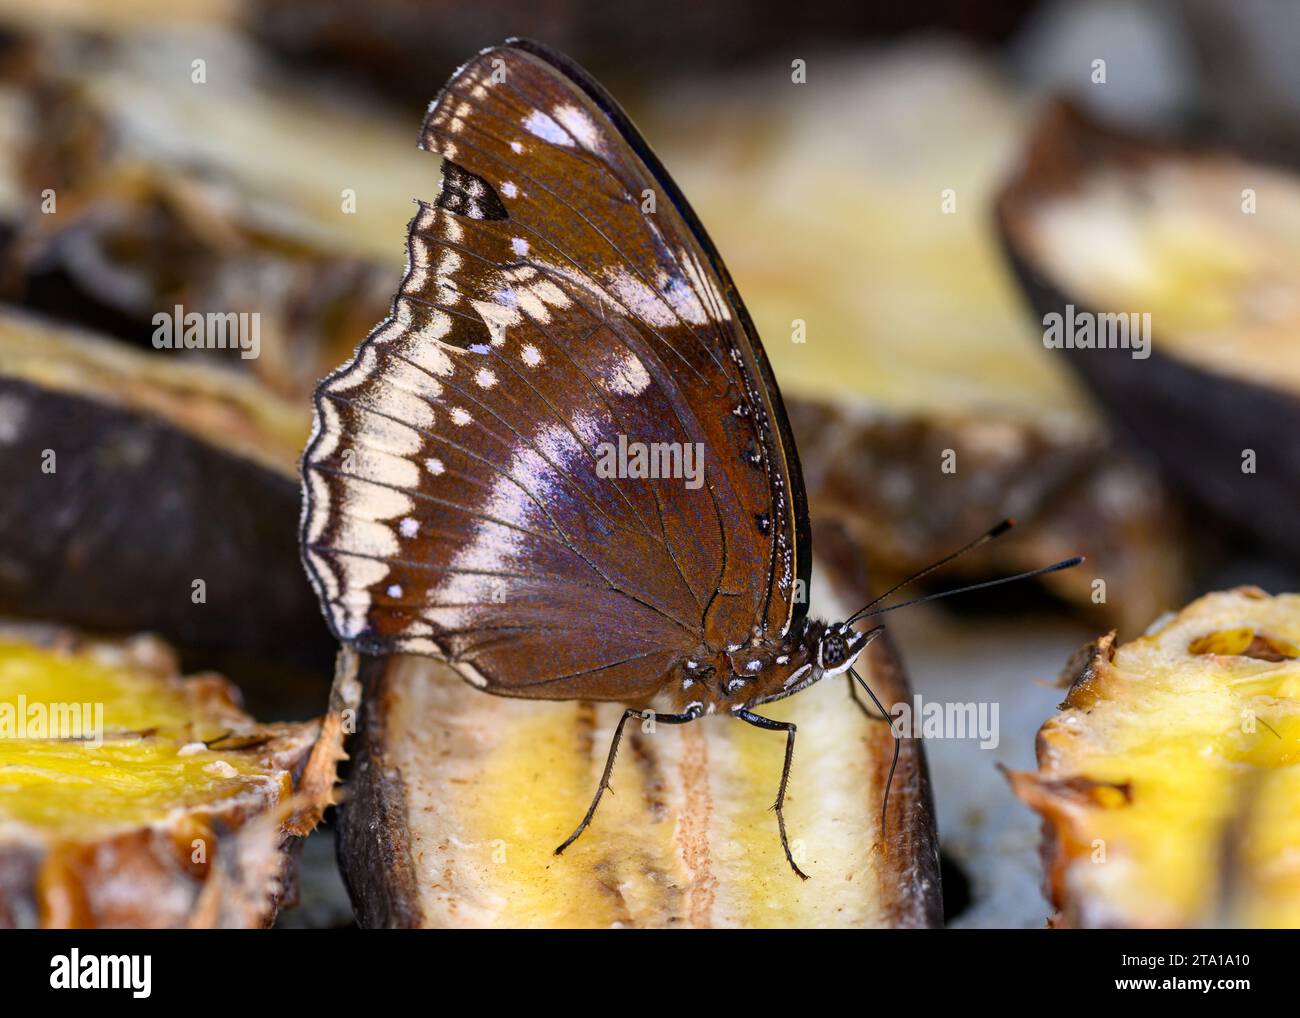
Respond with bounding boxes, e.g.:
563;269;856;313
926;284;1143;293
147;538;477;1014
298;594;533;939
300;38;1079;878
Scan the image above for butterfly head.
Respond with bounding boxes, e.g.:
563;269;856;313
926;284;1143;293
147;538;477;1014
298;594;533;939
739;619;877;708
814;621;873;677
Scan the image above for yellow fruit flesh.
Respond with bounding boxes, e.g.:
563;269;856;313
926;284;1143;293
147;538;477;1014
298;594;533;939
1043;592;1300;926
0;639;280;841
382;647;899;928
651;57;1089;425
1025;162;1300;395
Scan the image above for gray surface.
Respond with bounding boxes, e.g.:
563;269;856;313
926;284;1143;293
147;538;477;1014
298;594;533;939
888;608;1094;928
275;826;355;929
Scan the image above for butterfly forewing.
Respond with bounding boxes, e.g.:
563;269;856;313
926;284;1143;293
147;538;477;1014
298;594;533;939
301;40;810;700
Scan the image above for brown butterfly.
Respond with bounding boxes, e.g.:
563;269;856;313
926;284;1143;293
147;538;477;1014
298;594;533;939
300;38;1078;877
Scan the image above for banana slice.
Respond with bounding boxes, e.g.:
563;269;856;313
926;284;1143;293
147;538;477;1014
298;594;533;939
336;560;941;928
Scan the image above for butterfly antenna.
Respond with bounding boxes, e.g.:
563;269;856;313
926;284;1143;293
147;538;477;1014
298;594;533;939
850;556;1084;624
846;518;1018;625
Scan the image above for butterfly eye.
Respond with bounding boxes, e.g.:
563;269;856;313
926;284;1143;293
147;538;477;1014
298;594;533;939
820;632;848;669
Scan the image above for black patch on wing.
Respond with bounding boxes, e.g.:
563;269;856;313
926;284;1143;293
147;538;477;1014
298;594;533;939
394;295;491;351
435;160;508;221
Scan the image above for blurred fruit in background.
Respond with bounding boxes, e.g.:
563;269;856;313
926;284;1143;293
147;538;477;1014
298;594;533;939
0;0;1295;928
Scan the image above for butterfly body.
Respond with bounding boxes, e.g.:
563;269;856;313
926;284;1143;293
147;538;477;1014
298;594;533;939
669;618;875;716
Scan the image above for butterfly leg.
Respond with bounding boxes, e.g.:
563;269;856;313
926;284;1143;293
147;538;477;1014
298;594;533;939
848;664;902;839
844;626;889;718
847;672;888;720
733;708;808;880
554;703;703;857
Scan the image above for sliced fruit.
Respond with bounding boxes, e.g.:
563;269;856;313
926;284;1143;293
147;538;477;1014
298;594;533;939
652;50;1088;425
650;63;1189;631
0;26;422;399
336;558;941;929
0;311;331;666
1006;587;1300;928
788;398;1190;635
998;101;1300;555
0;623;342;928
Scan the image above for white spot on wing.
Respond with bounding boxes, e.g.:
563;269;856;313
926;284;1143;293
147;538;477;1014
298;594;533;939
607;270;674;328
571;411;603;447
553;104;604;153
471;299;522;345
658;266;709;326
319;475;412;639
604;351;652;396
678;247;732;323
522;110;572;146
427;424;572;625
457;660;491;688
